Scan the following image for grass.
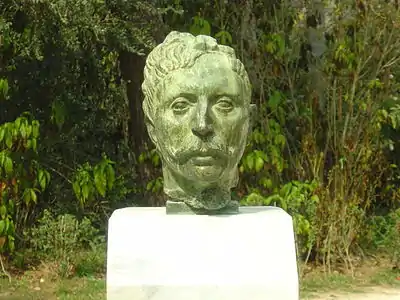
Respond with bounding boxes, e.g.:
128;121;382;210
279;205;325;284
0;276;105;300
300;260;400;299
0;259;399;299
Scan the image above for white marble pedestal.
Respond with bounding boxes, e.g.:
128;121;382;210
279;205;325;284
106;206;299;300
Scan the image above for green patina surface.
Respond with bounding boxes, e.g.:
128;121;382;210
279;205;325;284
142;31;255;214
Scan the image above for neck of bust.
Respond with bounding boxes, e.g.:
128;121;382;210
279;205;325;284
162;166;236;212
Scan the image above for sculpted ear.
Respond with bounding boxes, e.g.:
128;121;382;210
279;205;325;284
145;119;158;147
142;98;158;147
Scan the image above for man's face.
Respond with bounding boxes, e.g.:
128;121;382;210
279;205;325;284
151;53;250;186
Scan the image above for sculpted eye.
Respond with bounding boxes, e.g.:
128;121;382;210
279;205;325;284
215;97;234;112
171;98;191;113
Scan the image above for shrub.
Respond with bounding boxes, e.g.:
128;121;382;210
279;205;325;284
364;209;400;266
25;210;105;277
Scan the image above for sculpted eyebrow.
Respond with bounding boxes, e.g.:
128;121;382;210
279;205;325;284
165;91;197;105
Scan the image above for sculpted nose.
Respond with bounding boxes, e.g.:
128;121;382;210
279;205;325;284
192;100;213;138
192;124;213;138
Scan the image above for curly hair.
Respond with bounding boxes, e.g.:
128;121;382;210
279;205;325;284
141;31;252;125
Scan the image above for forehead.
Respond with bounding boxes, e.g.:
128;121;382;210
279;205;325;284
161;53;242;98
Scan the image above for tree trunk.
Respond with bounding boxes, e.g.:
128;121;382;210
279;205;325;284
119;51;149;160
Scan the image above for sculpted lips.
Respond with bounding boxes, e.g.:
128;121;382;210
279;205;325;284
179;149;225;166
191;153;217;166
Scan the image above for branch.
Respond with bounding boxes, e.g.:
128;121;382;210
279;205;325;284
0;254;11;283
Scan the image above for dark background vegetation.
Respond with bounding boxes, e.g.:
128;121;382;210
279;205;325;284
1;0;400;278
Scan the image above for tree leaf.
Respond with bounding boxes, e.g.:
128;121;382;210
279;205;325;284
32;120;40;138
0;128;4;143
72;181;81;198
19;123;27;139
255;156;264;172
31;138;37;152
151;153;160;167
82;184;90;200
264;194;281;206
0;78;9;98
146;181;153;191
94;169;106;197
38;170;47;190
8;237;15;252
0;206;6;219
215;30;232;45
268;91;282;110
0;220;5;235
4;157;13;175
245;154;255;170
105;165;115;190
5;129;12;149
274;134;286;149
30;189;37;203
311;195;320;203
23;189;31;205
190;16;211;36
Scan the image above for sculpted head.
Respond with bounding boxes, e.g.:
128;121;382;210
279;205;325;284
142;31;254;214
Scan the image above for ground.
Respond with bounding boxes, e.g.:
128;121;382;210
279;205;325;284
310;287;400;299
301;259;400;299
0;260;399;299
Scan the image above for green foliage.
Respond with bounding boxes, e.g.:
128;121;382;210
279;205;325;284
25;210;104;277
0;0;168;228
72;155;116;206
1;0;400;274
364;209;400;265
189;16;211;36
138;149;163;193
0;114;50;254
177;0;400;271
74;241;106;277
242;180;319;260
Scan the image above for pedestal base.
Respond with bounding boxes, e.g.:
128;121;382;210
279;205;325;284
106;206;299;300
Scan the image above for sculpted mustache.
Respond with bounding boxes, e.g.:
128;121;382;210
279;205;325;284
177;148;227;163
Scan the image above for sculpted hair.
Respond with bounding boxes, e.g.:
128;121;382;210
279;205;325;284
141;31;252;125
